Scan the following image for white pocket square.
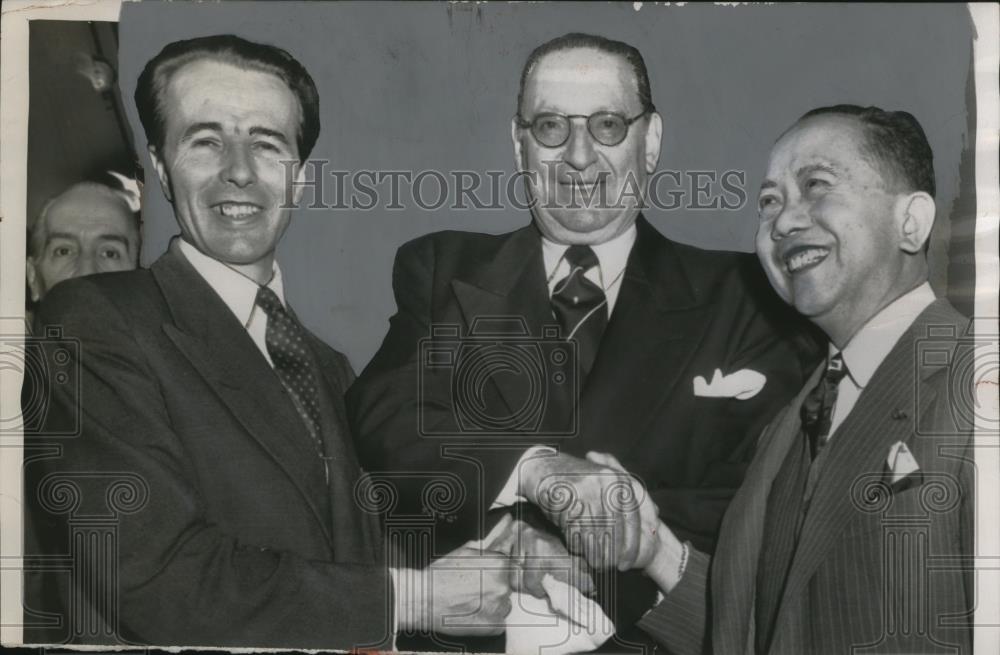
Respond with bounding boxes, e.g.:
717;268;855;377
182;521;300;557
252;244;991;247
693;368;766;400
886;441;921;484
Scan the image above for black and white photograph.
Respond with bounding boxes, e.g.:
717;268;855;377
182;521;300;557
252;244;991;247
1;2;997;654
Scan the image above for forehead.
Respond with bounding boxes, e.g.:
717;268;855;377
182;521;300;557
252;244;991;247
522;47;640;113
766;115;878;179
44;188;135;236
162;58;300;134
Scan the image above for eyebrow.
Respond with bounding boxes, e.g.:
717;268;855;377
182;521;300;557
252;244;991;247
797;163;840;178
180;122;224;141
45;232;132;248
180;123;290;146
249;126;290;145
44;231;81;246
759;163;841;191
97;234;133;248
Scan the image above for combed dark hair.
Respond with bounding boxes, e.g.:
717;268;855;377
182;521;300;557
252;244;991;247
800;105;935;197
135;34;320;162
517;33;656;115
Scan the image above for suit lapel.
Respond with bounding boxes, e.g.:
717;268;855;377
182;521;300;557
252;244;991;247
450;225;558;420
305;332;382;562
710;363;824;654
574;217;710;454
152;243;335;548
773;299;962;631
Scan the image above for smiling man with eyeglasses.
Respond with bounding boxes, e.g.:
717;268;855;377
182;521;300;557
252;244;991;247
348;32;821;650
512;37;661;246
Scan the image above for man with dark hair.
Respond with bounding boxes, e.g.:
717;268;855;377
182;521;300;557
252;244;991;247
629;105;973;654
798;105;936;196
27;180;141;304
348;32;820;647
25;34;513;649
133;33;321;165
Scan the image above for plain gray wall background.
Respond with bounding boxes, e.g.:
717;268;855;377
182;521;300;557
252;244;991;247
118;2;974;371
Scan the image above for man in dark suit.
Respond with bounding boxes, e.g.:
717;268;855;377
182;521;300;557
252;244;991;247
633;106;974;654
347;32;819;643
24;34;513;649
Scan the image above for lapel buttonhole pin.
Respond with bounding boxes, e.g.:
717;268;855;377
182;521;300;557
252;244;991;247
892;409;908;420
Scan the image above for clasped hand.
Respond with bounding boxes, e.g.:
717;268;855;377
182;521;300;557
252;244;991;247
399;450;680;635
518;450;661;571
397;512;596;636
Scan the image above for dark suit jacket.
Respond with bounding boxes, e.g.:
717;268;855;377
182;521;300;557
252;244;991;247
346;217;819;639
24;243;391;649
349;217;819;551
639;299;975;654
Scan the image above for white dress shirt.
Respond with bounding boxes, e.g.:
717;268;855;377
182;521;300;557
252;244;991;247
493;226;639;509
541;223;636;315
178;238;285;367
827;282;936;437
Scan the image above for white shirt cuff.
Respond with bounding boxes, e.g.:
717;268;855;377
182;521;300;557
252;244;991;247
388;566;400;650
489;445;557;509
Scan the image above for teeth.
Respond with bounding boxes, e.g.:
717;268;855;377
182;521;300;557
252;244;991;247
786;247;829;273
217;203;260;218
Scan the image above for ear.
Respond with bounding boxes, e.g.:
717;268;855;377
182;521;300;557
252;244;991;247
26;256;43;303
148;145;173;203
644;112;663;174
897;191;935;254
511;117;525;171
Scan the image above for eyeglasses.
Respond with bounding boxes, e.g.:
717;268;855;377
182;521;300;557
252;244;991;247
516;110;651;148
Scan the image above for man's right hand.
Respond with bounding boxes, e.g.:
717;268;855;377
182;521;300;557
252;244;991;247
395;546;513;636
488;512;596;599
586;451;688;595
517;450;658;571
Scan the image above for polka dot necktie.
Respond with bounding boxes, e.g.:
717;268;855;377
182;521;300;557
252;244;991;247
800;352;849;459
255;286;325;456
551;245;609;378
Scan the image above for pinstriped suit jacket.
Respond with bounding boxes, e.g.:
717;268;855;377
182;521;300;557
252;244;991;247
639;298;974;654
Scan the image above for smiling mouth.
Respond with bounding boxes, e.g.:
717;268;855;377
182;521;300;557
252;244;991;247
784;246;830;274
213;202;262;219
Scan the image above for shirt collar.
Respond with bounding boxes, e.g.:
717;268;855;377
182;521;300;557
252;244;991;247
832;282;936;389
541;223;637;286
177;238;286;328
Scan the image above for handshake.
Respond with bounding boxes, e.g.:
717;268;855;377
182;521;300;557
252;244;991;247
395;450;688;637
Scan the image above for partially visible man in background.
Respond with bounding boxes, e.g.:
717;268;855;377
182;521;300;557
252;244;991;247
27;177;141;304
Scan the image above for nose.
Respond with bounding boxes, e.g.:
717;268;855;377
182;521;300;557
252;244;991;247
221;143;256;188
75;252;98;277
562;119;599;171
770;198;812;241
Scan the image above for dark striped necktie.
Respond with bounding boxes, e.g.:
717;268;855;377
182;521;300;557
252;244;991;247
551;245;609;378
800;352;849;459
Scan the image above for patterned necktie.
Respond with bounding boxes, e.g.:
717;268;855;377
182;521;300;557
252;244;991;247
800;353;849;459
255;286;325;456
551;245;609;378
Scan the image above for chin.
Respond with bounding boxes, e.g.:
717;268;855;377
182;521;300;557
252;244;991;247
559;210;627;234
789;291;835;320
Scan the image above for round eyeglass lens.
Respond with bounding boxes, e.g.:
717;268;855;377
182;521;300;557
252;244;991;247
531;114;571;147
587;113;628;146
